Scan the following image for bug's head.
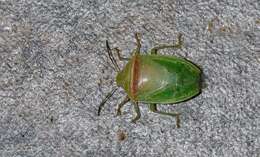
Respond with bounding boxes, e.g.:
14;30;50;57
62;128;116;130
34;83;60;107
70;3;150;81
97;41;131;116
105;40;131;93
116;61;131;91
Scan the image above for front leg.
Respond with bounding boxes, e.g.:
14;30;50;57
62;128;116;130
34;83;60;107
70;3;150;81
132;33;142;55
116;96;130;116
150;34;183;55
131;102;141;123
112;47;130;61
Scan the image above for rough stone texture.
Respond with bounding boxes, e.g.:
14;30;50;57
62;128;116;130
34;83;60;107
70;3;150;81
0;0;259;157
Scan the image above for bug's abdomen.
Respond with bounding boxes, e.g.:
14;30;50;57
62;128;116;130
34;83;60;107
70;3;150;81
136;55;201;103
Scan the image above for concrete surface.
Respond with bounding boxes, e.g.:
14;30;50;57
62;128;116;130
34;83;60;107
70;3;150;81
0;0;259;157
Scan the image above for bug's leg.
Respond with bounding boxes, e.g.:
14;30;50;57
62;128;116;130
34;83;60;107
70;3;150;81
150;34;183;55
149;104;181;128
133;32;141;54
112;47;130;61
131;102;141;123
116;96;130;116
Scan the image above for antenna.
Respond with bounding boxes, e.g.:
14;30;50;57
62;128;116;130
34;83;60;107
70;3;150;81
98;87;118;116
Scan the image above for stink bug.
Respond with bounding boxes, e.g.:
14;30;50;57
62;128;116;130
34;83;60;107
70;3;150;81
98;33;202;128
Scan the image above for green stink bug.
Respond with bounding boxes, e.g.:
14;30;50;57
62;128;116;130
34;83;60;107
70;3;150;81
98;33;201;128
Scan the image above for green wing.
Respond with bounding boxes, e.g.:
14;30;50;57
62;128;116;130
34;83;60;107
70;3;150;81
137;55;201;103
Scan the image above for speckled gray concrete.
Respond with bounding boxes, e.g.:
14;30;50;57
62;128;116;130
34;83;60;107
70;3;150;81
0;0;259;157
